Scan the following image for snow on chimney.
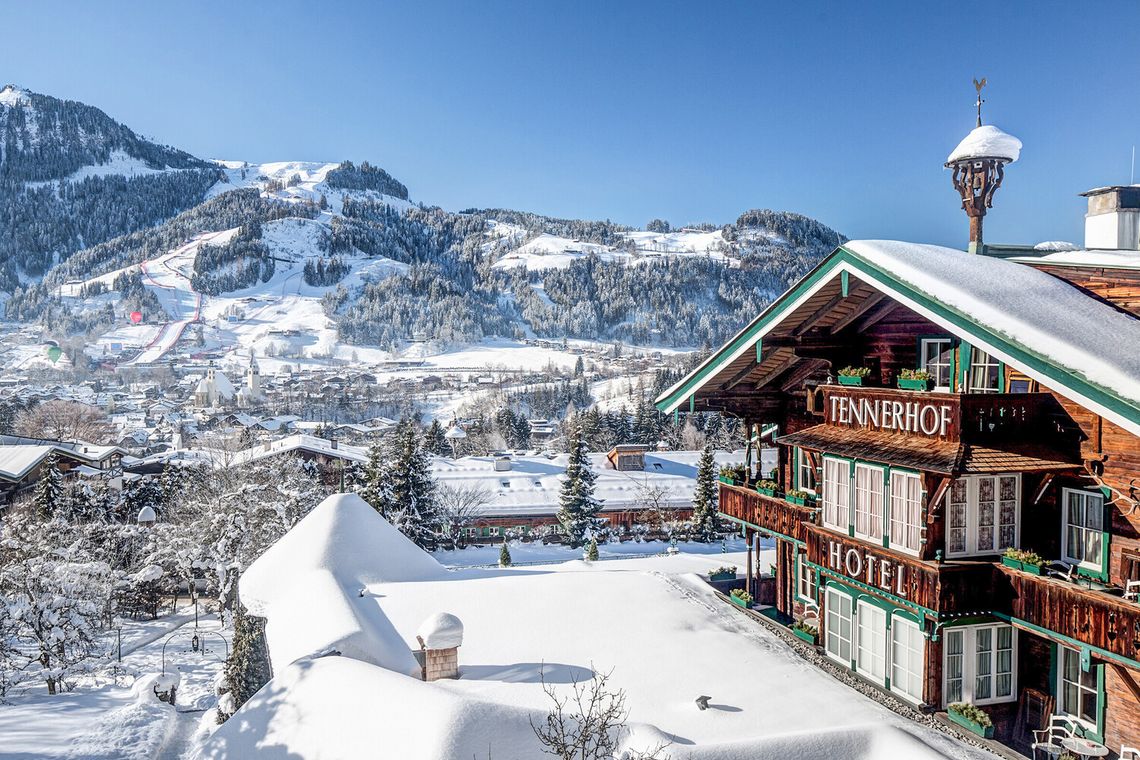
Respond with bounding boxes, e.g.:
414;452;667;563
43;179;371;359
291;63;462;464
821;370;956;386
416;612;463;681
1081;186;1140;250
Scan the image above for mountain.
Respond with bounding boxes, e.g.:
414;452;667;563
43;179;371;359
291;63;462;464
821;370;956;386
0;85;219;288
1;87;845;364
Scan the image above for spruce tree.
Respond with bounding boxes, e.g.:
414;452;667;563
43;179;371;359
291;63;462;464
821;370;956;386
557;424;603;547
585;536;599;561
32;454;64;520
359;443;389;514
499;540;512;568
692;444;720;541
384;421;439;548
217;602;271;724
424;420;449;456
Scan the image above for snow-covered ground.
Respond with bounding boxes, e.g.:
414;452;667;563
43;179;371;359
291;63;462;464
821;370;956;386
490;228;734;272
0;604;227;760
432;537;755;567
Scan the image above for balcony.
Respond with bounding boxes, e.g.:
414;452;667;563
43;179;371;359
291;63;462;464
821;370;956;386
997;564;1140;662
718;483;817;542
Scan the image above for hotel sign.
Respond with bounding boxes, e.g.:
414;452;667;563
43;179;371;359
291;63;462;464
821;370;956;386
825;388;956;439
826;539;909;600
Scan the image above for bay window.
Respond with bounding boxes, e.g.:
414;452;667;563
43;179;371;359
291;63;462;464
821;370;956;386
889;470;923;554
853;463;885;542
943;624;1016;706
944;475;1020;557
1062;489;1105;574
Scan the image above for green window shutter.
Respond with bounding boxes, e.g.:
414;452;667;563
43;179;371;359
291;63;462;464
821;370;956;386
958;341;973;392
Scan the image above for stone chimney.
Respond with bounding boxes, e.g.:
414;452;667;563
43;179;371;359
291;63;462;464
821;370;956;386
1081;186;1140;250
416;612;463;681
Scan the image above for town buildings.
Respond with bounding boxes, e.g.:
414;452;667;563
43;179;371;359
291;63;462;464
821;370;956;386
656;129;1140;753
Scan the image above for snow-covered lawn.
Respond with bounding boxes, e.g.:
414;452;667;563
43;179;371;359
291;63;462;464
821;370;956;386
0;605;227;760
431;537;755;568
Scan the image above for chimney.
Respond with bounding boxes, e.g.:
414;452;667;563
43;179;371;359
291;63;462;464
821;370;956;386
1081;186;1140;250
494;455;511;472
415;613;463;681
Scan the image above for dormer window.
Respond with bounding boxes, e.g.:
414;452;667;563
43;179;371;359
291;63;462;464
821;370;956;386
919;338;954;392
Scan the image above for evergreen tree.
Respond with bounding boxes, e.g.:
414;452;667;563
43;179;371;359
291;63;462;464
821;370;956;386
557;424;603;547
424;420;449;456
691;444;720;541
499;541;512;568
217;601;271;724
383;422;440;548
359;443;389;512
585;536;599;561
32;454;64;520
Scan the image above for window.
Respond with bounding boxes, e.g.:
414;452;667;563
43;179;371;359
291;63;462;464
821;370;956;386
1062;489;1105;573
891;616;925;703
796;552;817;604
822;458;850;531
968;348;1002;394
825;587;853;665
920;338;954;391
942;624;1016;706
944;475;1020;557
1058;646;1100;730
889;471;923;554
796;448;817;493
856;601;887;685
853;464;885;541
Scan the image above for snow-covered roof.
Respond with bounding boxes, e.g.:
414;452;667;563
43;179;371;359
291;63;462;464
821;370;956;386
0;439;124;482
1011;248;1140;270
846;240;1140;427
947;124;1022;163
240;493;445;674
0;446;57;482
230;434;369;467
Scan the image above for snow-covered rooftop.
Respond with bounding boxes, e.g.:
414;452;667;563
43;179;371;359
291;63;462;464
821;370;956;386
846;240;1140;418
946;124;1022;163
1012;248;1140;270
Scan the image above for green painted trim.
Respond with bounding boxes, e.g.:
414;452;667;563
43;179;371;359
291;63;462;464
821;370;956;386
718;512;805;547
841;270;850;297
811;562;938;618
656;245;1140;434
890;607;923;627
756;338;762;363
1095;662;1106;742
994;612;1140;669
940;614;1002;628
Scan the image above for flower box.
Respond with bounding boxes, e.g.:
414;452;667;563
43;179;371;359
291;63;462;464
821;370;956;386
718;475;742;487
709;571;736;582
897;377;931;391
1001;555;1043;575
785;494;815;507
837;375;864;386
947;707;995;739
791;628;819;645
729;594;752;609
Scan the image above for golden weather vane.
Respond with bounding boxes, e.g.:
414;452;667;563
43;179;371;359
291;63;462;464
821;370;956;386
974;77;987;127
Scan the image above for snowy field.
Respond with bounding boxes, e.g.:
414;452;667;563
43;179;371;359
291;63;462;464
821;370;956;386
431;537;755;567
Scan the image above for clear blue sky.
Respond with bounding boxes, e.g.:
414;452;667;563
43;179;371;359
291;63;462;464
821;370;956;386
3;1;1138;246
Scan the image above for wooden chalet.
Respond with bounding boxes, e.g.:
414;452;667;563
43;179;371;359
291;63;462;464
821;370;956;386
656;186;1140;755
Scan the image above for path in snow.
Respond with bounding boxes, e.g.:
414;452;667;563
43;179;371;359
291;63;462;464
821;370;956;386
125;228;238;365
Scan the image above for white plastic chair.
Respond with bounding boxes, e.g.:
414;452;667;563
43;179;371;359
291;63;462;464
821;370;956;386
1048;561;1077;583
1031;715;1074;760
1121;746;1140;760
1124;580;1140;602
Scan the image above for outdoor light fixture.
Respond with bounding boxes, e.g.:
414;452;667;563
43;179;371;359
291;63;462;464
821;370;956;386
191;634;200;653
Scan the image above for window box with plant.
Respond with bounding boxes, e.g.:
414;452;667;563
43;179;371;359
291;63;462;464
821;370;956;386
708;565;737;582
755;479;781;498
947;702;994;739
897;368;932;391
837;366;871;386
718;464;747;486
791;621;819;645
729;588;753;609
785;489;816;507
1001;548;1045;575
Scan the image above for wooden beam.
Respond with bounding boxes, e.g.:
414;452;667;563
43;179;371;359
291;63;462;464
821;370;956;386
1033;473;1057;505
927;477;952;524
753;355;800;389
828;292;886;334
722;358;759;391
1111;663;1140;702
852;300;898;333
779;358;827;393
790;292;845;338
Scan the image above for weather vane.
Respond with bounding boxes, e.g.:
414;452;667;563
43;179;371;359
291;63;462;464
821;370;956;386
974;77;987;127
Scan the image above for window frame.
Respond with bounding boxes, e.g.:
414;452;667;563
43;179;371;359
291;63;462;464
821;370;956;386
967;348;1003;394
890;614;926;704
824;585;854;667
1057;645;1102;736
821;456;851;533
943;474;1021;558
941;623;1017;707
795;447;818;495
888;469;924;556
853;462;886;543
919;337;955;392
795;551;818;606
1061;488;1107;576
855;599;887;686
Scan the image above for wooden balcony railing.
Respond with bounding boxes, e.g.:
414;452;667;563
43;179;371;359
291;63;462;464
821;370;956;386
718;483;817;542
998;565;1140;663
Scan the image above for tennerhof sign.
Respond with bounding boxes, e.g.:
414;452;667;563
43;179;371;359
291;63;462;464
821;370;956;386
827;389;955;439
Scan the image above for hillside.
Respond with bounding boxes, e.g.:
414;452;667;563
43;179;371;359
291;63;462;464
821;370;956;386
1;87;845;368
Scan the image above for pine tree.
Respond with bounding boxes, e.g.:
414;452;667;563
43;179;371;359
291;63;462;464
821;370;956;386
217;601;271;723
691;444;720;541
359;443;389;513
32;454;64;520
499;541;512;568
557;424;603;547
424;419;449;456
384;422;440;548
585;536;599;561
